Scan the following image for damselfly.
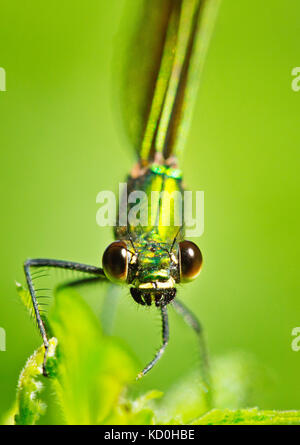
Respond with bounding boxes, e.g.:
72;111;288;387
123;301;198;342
23;0;220;395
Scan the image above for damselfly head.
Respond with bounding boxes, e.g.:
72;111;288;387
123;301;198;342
130;286;176;307
128;240;178;306
102;239;203;306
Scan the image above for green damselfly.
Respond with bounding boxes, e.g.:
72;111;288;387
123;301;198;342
23;0;220;394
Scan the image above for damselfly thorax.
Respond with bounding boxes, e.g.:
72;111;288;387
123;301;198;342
103;159;203;307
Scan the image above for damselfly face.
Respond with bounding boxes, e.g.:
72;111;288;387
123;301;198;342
102;239;203;307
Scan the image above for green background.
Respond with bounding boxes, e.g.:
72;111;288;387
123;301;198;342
0;0;299;419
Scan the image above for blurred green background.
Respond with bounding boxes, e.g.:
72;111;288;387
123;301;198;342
0;0;299;419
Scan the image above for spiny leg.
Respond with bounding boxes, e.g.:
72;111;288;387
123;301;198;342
57;275;104;291
172;299;211;407
24;258;106;376
137;305;169;380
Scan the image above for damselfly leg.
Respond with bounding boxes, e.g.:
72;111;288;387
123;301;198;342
137;306;169;380
24;258;106;375
172;299;211;406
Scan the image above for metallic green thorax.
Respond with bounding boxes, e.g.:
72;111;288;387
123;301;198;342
115;163;184;289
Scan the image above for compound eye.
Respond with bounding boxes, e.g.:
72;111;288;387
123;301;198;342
179;240;203;282
102;241;129;283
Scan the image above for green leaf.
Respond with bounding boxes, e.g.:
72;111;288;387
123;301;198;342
211;352;272;410
12;282;300;426
192;408;300;425
48;287;139;425
154;372;210;424
16;281;32;311
14;337;58;425
103;390;163;425
154;352;268;424
1;402;19;425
